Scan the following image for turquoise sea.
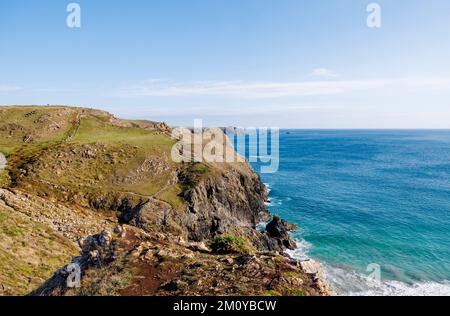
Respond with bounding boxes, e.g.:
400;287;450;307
251;130;450;296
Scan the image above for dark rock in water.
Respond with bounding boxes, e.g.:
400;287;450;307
285;221;298;232
283;238;297;250
265;215;297;250
266;215;289;239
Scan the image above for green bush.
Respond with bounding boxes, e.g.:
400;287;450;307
210;235;252;254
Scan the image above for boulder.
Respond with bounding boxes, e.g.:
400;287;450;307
265;215;288;238
265;215;297;251
188;241;210;253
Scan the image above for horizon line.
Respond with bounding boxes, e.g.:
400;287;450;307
2;104;450;130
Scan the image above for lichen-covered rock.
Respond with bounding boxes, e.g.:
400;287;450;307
179;166;268;241
300;259;335;295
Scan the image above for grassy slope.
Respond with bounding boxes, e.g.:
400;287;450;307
71;115;178;198
1;106;187;210
0;202;79;295
0;106;186;295
0;106;77;156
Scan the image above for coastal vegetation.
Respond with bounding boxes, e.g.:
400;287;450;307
0;106;330;296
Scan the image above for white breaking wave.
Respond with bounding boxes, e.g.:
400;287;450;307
324;265;450;296
286;240;450;296
263;180;450;296
256;222;267;233
285;239;312;261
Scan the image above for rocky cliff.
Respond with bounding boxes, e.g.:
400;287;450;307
0;106;330;296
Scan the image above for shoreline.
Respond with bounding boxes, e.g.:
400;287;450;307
261;183;335;296
261;182;450;296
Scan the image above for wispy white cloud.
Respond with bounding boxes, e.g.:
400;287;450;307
119;104;338;118
117;77;450;99
0;85;21;92
310;68;339;78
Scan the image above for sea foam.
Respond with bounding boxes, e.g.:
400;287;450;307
323;264;450;296
287;240;450;296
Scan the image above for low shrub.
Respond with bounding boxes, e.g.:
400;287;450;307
210;235;252;254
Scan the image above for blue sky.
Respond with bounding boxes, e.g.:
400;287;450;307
1;0;450;128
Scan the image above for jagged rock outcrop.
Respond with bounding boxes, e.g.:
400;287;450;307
30;230;117;296
123;163;273;247
0;188;115;241
299;259;335;295
265;215;297;250
29;227;331;296
179;168;268;241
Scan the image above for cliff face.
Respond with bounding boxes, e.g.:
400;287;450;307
0;106;329;296
174;165;268;241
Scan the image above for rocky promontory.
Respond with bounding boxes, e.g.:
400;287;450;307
0;106;331;296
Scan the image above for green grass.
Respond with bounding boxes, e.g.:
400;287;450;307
1;107;206;205
4;112;181;204
70;254;137;296
0;106;76;155
282;271;302;278
72;116;175;151
0;146;16;157
66;116;178;197
193;163;209;174
179;163;212;192
0;170;10;188
0;207;78;295
263;290;282;296
210;235;254;255
287;287;308;296
3;225;22;237
157;184;185;210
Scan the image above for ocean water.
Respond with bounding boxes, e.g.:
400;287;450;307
251;130;450;296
